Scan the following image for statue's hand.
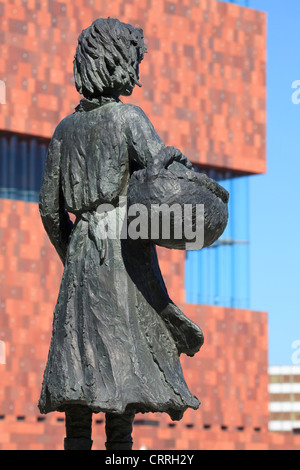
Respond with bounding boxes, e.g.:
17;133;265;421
165;146;193;169
146;146;193;177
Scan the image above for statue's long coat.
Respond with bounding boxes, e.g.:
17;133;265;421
38;97;204;420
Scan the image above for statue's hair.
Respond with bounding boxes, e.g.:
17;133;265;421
73;17;147;98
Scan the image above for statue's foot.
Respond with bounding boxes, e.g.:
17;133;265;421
105;441;133;450
64;437;93;450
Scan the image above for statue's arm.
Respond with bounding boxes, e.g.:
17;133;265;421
39;131;74;265
125;105;193;171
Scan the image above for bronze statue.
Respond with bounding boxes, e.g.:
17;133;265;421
38;18;228;450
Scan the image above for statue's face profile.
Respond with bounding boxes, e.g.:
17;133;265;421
73;18;147;100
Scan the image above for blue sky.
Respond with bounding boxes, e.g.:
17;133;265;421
248;0;300;365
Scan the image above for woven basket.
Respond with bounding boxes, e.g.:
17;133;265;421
127;161;229;250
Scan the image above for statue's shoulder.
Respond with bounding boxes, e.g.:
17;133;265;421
119;103;150;130
51;112;75;140
120;102;145;117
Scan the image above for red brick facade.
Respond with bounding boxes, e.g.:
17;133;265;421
1;199;300;449
0;0;266;174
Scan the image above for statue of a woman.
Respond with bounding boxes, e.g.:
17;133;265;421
38;18;208;451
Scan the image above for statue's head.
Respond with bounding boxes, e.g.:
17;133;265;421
74;17;147;99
